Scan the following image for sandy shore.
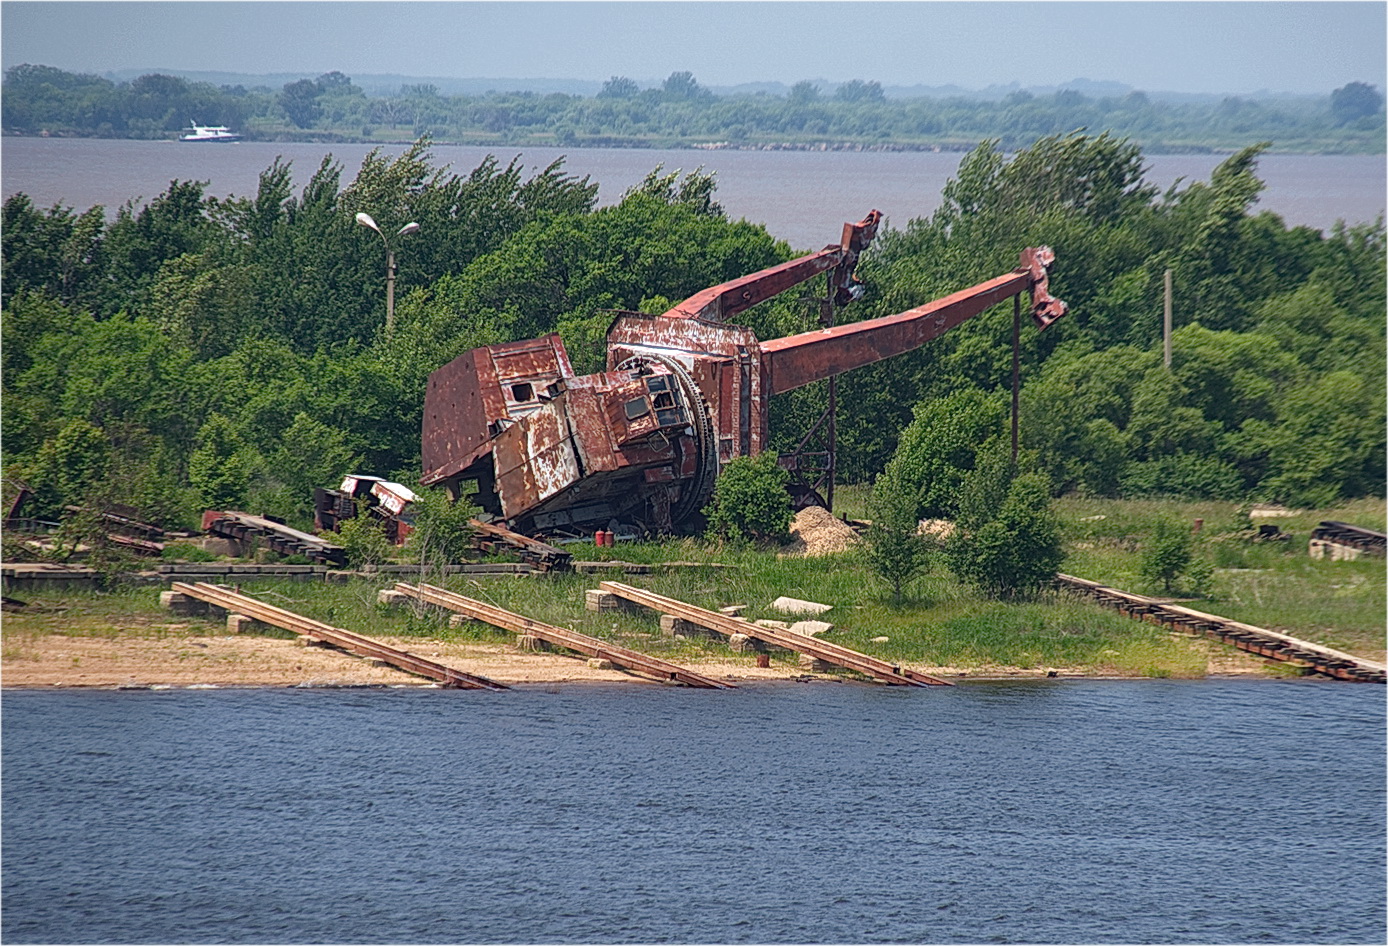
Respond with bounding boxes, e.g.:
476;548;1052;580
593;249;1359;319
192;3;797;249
0;623;1271;689
0;629;800;688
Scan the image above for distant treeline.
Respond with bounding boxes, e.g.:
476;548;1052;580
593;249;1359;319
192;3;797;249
4;64;1385;154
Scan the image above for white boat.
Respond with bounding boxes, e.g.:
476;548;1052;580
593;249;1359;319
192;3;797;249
180;122;240;142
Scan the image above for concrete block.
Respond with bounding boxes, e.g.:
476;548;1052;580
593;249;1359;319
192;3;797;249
587;658;614;670
789;620;834;637
225;613;260;635
1310;539;1362;562
585;589;624;612
754;619;791;630
728;633;758;653
719;605;744;617
377;589;409;607
160;591;208;616
770;596;832;616
660;614;711;638
798;654;834;672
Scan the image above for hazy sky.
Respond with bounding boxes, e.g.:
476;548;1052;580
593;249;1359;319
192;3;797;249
3;1;1384;95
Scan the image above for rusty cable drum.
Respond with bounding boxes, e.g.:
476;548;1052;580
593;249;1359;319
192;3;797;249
616;352;718;529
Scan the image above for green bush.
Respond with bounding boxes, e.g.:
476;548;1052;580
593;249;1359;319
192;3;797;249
405;487;479;566
1140;518;1214;595
865;475;934;602
946;445;1063;599
702;453;793;544
336;515;391;568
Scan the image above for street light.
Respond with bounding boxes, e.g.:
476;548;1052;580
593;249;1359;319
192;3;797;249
356;211;420;336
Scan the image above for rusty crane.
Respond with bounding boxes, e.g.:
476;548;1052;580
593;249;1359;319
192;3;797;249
420;210;1067;539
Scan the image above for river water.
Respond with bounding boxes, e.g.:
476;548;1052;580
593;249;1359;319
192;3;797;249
2;138;1383;249
3;680;1384;944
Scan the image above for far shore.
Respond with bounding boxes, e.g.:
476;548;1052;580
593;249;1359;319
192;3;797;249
0;628;1274;690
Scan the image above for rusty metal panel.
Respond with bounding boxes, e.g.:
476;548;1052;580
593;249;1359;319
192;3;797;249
607;313;760;366
421;335;573;487
493;398;581;517
563;378;621;475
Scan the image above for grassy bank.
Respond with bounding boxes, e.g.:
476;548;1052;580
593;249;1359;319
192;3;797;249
4;497;1381;680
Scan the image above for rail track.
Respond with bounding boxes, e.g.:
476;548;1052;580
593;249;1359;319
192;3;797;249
598;581;953;686
168;581;508;689
1056;574;1385;683
394;582;734;688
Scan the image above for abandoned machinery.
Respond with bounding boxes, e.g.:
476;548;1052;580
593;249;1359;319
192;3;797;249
421;210;1068;539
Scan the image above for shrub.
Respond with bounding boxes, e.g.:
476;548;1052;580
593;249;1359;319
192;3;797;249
702;453;793;544
1120;452;1243;499
1140;517;1213;595
946;443;1063;599
865;474;934;602
405;487;479;566
160;542;217;562
336;515;390;568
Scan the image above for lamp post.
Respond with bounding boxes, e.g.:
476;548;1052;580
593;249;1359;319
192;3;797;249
355;212;420;335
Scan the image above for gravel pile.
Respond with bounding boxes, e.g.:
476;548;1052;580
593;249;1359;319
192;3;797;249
784;505;862;556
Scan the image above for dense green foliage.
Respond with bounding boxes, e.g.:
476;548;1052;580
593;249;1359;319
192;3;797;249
702;453;794;544
864;474;935;602
4;65;1384;153
2;131;1382;539
846;135;1385;508
943;442;1065;599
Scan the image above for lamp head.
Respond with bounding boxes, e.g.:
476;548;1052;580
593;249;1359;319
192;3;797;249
355;212;381;234
398;222;421;237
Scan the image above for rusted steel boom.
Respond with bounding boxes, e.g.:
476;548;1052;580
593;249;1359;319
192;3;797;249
763;247;1067;395
662;211;881;322
419;211;1067;539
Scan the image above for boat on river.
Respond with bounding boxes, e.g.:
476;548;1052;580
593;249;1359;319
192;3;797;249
180;122;240;142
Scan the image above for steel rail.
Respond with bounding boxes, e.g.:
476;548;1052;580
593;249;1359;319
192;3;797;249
598;581;953;686
1056;574;1386;683
395;582;734;689
170;582;509;689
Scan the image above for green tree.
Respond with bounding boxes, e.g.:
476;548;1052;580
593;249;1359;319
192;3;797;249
876;389;1007;521
834;79;885;103
278;78;322;128
188;413;254;511
1141;518;1194;594
865;474;933;601
945;443;1063;599
27;418;111;518
599;76;640;99
702;453;793;544
1331;82;1383;125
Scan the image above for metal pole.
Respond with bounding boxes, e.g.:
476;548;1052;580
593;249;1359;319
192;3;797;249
1011;294;1020;465
1163;268;1173;369
386;247;397;336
